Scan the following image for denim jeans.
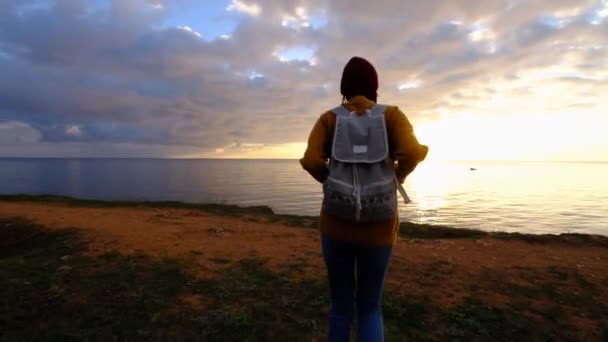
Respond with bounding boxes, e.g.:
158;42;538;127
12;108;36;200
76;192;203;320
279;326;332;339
321;234;393;342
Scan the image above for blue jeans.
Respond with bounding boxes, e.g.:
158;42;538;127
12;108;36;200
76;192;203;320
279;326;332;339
321;234;393;342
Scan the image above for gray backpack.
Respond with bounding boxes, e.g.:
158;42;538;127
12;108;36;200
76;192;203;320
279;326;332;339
322;104;410;223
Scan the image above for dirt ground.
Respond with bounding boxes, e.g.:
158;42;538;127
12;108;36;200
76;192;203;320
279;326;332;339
1;200;607;310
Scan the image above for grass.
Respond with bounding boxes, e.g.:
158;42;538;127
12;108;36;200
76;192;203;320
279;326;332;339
0;194;275;217
192;257;328;340
0;218;189;341
2;217;607;340
441;298;533;341
3;194;608;246
208;257;231;264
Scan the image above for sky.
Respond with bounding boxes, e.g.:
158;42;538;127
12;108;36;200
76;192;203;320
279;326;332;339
0;0;607;161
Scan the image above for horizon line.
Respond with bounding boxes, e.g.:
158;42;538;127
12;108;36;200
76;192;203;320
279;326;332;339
1;157;607;163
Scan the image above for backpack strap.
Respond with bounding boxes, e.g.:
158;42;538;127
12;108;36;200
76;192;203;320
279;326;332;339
332;104;388;117
370;104;388;116
395;177;412;204
331;105;351;117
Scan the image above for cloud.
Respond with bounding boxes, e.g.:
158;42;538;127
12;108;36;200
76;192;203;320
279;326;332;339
398;81;421;90
0;121;42;143
177;26;202;38
0;0;606;158
65;125;83;137
226;0;262;16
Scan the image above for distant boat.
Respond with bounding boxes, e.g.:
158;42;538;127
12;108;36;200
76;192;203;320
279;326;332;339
470;167;477;171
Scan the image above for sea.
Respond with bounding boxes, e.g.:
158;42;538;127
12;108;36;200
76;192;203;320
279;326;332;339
0;158;607;236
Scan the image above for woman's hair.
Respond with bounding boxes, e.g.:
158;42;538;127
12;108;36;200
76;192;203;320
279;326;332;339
340;56;379;103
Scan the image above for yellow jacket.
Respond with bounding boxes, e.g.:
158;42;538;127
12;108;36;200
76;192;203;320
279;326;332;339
300;95;428;246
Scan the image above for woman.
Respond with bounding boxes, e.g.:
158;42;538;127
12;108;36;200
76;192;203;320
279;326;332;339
300;56;428;341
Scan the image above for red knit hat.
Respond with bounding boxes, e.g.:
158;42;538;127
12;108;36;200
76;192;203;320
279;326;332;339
340;56;379;102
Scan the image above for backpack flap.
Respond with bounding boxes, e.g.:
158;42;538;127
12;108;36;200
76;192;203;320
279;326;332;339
331;105;389;163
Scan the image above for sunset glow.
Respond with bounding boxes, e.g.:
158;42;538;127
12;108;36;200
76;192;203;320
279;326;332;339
0;0;607;161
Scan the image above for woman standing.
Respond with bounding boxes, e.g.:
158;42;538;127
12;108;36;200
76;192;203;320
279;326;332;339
300;56;428;341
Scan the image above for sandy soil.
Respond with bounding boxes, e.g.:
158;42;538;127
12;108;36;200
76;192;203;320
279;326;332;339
1;201;607;309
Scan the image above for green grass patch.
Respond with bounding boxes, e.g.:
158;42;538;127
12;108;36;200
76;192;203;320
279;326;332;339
100;249;121;260
192;257;330;340
383;295;434;340
1;216;607;341
279;258;309;273
399;221;487;239
441;299;533;341
0;218;189;341
208;257;231;264
399;221;608;247
0;194;274;217
463;266;608;341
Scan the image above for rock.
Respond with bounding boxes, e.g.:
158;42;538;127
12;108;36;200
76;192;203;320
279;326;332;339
209;225;224;236
56;266;72;272
150;312;161;323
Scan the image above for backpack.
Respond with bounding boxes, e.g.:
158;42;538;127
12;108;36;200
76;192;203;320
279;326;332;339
322;104;410;223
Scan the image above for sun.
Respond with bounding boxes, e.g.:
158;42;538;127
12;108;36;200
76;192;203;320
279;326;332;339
414;110;608;162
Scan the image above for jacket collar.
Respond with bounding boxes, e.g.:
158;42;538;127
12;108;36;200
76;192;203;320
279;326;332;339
347;95;374;105
345;95;375;109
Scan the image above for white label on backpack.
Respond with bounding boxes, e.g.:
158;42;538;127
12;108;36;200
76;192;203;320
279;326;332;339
353;145;368;154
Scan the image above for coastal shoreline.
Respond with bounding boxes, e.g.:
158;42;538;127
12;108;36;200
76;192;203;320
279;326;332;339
2;194;607;245
1;194;607;340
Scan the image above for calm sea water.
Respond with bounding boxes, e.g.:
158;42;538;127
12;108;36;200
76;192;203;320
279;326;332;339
0;158;607;236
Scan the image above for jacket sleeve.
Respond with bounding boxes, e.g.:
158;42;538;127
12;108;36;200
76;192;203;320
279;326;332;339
386;107;429;183
300;113;331;183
